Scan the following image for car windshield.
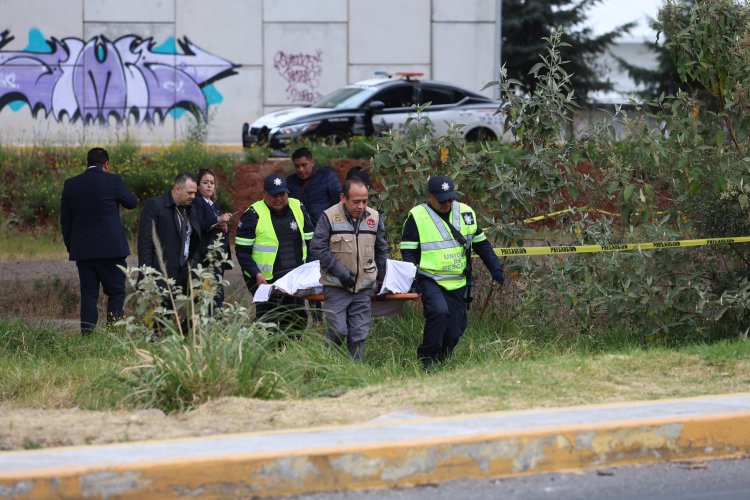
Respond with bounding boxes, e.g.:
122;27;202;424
311;86;378;109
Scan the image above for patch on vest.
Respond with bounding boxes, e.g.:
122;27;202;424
367;218;376;229
332;213;343;223
237;220;243;228
462;212;474;225
290;221;298;231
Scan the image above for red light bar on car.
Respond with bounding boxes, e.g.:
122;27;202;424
394;71;424;81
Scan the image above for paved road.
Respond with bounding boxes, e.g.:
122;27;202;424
289;458;750;500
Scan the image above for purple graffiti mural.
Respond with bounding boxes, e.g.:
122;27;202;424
273;50;323;103
0;30;238;123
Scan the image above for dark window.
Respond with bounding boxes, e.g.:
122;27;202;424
419;85;464;106
372;85;417;109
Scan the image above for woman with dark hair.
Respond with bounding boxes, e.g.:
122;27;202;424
193;168;233;308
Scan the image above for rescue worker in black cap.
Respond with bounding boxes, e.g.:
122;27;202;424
400;175;505;369
236;173;314;329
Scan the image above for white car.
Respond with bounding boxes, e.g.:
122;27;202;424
242;73;505;149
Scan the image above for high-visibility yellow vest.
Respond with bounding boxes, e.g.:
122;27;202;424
407;202;481;291
244;198;309;280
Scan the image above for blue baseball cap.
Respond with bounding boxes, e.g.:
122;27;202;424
264;173;289;195
428;175;457;203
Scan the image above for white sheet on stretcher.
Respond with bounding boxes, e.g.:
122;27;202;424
252;259;417;315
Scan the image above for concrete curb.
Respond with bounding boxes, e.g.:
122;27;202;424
2;393;750;498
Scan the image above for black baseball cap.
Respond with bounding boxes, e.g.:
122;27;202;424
428;175;457;203
264;174;289;195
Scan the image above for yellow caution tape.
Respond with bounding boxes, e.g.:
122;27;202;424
523;206;618;224
523;206;674;224
494;236;750;257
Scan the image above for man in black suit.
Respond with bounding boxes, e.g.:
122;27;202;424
137;172;201;293
60;147;138;335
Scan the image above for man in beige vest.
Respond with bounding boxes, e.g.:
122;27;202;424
310;178;389;361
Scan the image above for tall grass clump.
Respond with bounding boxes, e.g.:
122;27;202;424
118;317;291;411
115;239;369;412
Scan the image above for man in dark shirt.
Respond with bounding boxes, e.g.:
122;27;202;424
235;173;314;329
286;147;342;227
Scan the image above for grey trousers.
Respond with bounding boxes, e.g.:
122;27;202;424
323;285;373;361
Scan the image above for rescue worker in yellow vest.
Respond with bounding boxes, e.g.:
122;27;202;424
400;175;504;370
310;178;389;361
236;173;314;329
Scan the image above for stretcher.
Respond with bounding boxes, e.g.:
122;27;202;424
304;293;419;302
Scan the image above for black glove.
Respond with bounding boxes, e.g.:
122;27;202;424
341;273;356;289
412;277;423;295
491;269;505;286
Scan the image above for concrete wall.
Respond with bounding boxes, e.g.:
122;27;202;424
0;0;653;145
0;0;499;144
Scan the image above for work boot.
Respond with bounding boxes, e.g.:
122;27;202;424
421;356;439;372
348;340;365;362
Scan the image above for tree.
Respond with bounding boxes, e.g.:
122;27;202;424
658;0;750;156
616;1;698;100
502;0;634;101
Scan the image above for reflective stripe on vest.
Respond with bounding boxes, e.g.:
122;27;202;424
410;202;477;291
249;198;307;280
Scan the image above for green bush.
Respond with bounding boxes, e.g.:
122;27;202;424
342;136;376;159
244;143;271;164
108;134;141;170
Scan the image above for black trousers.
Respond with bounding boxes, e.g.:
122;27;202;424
76;257;127;335
417;277;468;368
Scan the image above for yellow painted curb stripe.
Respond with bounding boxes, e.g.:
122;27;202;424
4;411;750;498
494;236;750;257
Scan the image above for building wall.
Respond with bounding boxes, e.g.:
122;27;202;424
0;0;498;145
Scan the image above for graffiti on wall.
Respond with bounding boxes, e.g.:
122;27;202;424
273;50;323;104
0;29;238;123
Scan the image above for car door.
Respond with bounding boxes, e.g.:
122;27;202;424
368;83;418;134
417;84;466;136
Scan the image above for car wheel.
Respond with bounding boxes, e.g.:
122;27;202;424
465;127;497;142
242;122;250;148
324;131;347;145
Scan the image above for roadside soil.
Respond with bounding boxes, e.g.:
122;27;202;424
0;392;451;452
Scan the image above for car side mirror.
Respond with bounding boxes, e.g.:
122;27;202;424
367;100;385;112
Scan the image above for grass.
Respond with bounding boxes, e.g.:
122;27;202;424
3;309;750;414
0;319;133;408
0;228;145;263
0;228;68;261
